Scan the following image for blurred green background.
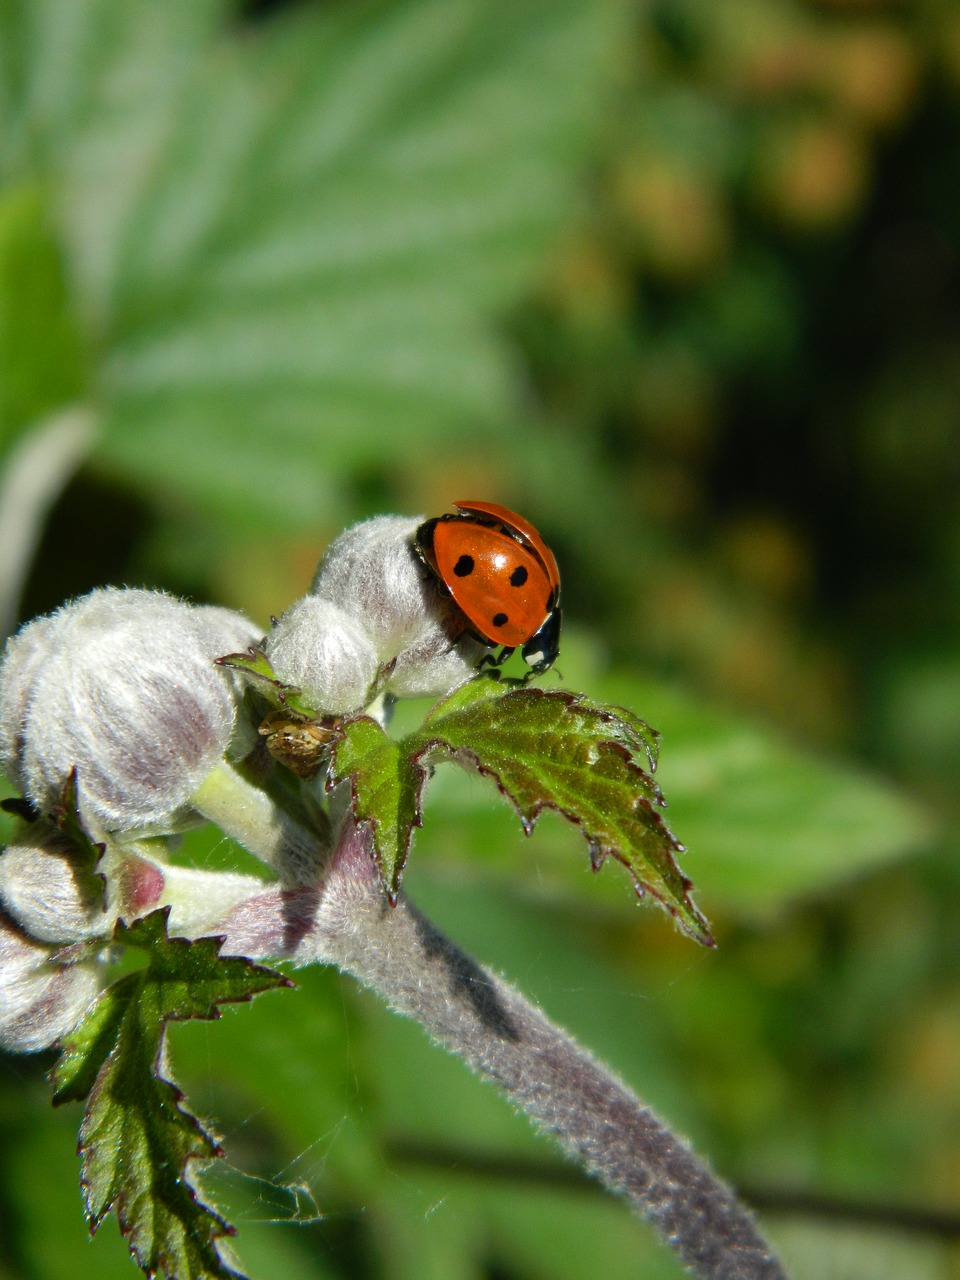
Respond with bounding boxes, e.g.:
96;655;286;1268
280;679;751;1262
1;0;958;1277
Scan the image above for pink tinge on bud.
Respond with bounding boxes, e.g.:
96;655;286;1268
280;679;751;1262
0;912;102;1053
115;854;166;920
0;588;262;834
310;515;485;700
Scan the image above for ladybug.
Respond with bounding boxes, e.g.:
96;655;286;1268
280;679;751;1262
415;500;562;677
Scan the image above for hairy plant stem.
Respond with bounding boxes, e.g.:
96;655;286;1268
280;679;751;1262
215;819;788;1280
189;761;329;887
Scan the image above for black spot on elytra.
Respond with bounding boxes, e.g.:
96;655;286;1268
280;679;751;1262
454;554;475;577
509;565;528;587
492;612;508;628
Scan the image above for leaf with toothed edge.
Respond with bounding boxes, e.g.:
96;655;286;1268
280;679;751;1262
49;768;108;909
600;703;662;774
215;648;319;718
409;677;711;944
327;716;428;903
50;908;291;1280
330;676;709;943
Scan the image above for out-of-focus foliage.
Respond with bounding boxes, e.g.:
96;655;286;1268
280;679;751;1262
1;0;958;1278
0;186;87;445
514;0;960;796
0;0;624;535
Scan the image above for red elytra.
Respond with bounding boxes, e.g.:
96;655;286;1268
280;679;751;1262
414;500;562;675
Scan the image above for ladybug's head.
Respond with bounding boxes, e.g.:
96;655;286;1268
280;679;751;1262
520;605;562;677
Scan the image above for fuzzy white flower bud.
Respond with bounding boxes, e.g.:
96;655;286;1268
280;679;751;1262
191;605;265;658
387;622;488;700
0;588;261;835
265;597;378;714
0;825;112;944
0;913;101;1053
0;614;58;793
310;515;486;700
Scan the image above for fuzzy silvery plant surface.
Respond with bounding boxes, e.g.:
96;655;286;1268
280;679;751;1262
0;516;787;1280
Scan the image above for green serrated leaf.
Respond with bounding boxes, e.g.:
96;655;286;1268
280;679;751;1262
328;716;427;903
414;685;712;945
216;649;317;718
598;704;661;774
49;769;107;910
424;676;663;774
421;670;508;720
51;977;137;1106
79;1018;234;1278
112;909;291;1020
50;908;290;1280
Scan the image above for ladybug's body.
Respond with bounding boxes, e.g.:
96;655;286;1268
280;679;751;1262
415;500;562;677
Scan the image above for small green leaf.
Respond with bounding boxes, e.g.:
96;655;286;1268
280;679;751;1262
49;769;107;909
331;677;707;941
328;717;427;903
215;648;275;682
51;977;136;1107
414;680;711;945
216;648;318;718
51;909;290;1280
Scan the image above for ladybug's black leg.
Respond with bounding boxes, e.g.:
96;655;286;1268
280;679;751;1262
477;646;513;672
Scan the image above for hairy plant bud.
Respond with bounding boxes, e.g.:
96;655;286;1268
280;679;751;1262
310;515;485;699
191;605;266;660
0;588;261;835
265;597;378;714
0;824;112;944
0;614;57;795
0;912;101;1053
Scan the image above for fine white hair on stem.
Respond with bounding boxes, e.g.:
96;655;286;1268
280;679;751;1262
215;821;787;1280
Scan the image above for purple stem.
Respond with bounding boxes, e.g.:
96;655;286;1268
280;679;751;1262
215;821;788;1280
